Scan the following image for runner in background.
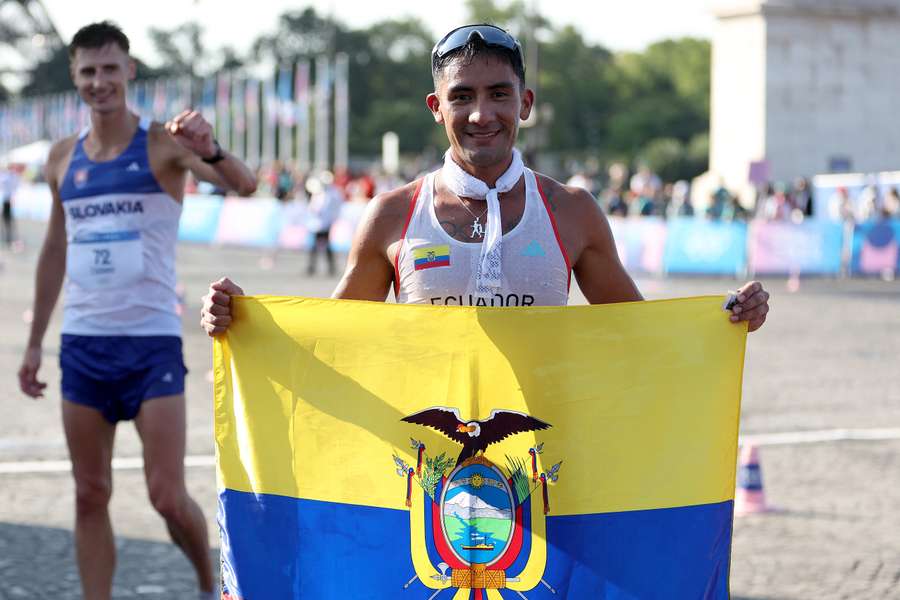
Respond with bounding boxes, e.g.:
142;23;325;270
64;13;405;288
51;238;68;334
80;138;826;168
17;21;256;600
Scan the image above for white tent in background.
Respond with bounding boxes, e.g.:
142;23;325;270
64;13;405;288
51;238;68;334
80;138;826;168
1;140;52;166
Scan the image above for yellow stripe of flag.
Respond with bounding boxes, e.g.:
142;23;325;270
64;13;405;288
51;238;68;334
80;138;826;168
215;296;745;515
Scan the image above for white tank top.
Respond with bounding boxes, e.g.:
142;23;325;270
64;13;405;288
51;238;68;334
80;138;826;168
58;118;182;336
395;168;570;306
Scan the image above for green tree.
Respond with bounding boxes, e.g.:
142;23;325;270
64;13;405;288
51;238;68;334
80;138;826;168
533;26;614;156
251;8;340;62
606;38;710;161
250;9;437;157
466;0;522;24
638;131;710;183
352;19;436;156
148;22;213;78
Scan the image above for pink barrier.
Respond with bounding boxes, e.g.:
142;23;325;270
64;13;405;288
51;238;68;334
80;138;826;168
214;197;282;247
608;217;667;274
748;221;844;275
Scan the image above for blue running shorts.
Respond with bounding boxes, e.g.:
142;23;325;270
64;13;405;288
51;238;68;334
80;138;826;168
60;335;187;423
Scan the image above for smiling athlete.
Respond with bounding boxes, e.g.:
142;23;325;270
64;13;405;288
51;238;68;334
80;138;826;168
18;21;256;600
202;23;769;331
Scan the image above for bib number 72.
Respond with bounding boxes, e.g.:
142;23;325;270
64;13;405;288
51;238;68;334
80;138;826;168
93;248;112;266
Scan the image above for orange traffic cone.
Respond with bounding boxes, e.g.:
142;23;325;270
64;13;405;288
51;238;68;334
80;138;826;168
734;444;770;516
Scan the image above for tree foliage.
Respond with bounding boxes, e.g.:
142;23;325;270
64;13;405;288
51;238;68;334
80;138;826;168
9;0;712;180
147;23;204;77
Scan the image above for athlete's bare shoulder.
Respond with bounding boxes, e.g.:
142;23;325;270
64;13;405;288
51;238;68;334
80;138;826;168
532;171;610;262
45;134;80;189
334;178;426;301
532;172;601;217
362;178;425;247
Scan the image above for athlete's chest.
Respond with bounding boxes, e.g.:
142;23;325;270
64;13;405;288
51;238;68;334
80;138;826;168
431;191;526;244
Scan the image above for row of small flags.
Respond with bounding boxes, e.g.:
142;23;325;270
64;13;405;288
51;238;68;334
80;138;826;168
0;55;349;170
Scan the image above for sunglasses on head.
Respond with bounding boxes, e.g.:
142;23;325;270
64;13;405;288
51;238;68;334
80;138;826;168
432;24;524;69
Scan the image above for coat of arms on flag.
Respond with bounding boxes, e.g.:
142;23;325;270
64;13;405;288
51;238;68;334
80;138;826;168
395;407;562;595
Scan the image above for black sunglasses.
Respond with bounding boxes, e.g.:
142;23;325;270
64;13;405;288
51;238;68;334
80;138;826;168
432;24;524;69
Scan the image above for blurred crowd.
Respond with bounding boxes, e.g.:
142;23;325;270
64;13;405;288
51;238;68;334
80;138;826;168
568;163;900;224
826;184;900;224
4;158;900;256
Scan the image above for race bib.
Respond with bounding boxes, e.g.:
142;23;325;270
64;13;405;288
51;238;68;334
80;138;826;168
67;230;144;290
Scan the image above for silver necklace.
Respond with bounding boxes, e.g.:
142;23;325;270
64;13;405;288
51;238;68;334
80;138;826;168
455;196;488;238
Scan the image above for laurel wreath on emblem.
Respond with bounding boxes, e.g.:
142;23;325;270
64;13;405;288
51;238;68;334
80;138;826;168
392;406;562;596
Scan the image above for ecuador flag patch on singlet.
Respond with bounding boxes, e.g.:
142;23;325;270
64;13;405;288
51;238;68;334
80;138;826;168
412;244;450;270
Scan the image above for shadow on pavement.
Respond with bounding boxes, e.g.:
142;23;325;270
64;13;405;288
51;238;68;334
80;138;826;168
0;522;219;599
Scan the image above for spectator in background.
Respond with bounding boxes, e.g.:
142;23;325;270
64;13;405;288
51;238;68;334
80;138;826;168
721;194;749;222
276;163;294;201
352;171;376;200
858;185;880;222
762;183;792;221
792;177;814;218
827;186;855;223
707;181;731;220
666;180;694;218
345;178;371;204
1;163;21;249
305;171;344;276
629;165;661;198
607;162;628;194
635;187;656;217
566;169;597;195
333;168;352;192
882;187;900;219
604;187;629;217
658;183;674;217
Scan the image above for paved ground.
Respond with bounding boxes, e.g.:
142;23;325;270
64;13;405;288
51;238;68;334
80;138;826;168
0;220;898;599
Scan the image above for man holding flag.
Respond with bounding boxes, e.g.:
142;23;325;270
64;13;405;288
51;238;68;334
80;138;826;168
202;24;770;597
202;23;769;329
18;21;256;600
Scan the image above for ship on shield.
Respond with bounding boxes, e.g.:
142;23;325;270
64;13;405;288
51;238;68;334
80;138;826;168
392;407;563;598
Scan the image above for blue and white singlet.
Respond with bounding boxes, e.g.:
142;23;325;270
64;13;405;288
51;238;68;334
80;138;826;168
58;117;182;336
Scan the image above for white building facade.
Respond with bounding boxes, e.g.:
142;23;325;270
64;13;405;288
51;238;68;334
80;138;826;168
709;0;900;192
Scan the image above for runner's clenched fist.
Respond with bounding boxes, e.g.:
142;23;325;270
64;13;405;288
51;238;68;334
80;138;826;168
166;110;217;159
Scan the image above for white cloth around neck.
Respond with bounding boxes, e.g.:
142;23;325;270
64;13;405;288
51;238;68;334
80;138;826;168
441;148;524;295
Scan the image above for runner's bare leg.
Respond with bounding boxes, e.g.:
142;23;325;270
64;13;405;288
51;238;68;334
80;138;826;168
135;394;214;593
63;400;117;600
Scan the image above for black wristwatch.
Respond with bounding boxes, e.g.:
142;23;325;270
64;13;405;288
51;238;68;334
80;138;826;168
201;140;225;164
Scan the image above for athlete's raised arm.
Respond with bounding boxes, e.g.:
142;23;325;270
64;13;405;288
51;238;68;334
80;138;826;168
165;110;257;197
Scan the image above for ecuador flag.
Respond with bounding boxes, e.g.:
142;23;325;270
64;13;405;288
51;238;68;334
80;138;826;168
215;296;746;599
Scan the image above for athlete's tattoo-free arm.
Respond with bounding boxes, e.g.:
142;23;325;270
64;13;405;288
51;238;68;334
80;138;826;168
181;151;257;197
162;112;257;196
571;192;643;305
20;148;69;397
27;154;69;348
331;195;399;302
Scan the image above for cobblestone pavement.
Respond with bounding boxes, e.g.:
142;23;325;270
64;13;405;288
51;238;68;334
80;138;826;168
1;221;898;599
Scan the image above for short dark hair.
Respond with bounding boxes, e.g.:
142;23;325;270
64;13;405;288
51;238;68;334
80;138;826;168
69;21;130;59
432;34;526;89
